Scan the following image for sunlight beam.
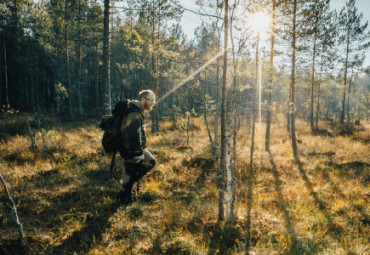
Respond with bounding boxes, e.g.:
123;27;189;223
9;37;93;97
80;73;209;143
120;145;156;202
156;51;224;105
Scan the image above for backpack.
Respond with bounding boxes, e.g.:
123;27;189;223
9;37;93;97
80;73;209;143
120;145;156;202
99;100;130;171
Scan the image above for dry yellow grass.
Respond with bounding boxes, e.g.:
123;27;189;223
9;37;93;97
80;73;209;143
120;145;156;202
0;115;369;254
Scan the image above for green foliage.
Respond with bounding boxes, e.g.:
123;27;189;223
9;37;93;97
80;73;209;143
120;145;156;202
1;105;19;115
54;82;68;99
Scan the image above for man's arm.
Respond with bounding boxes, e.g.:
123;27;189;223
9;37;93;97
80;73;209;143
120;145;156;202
126;112;144;157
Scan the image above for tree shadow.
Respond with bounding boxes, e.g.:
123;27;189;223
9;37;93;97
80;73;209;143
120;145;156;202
327;161;369;184
320;167;369;225
1;168;122;255
295;161;345;244
244;165;254;254
44;199;120;255
207;221;243;255
267;150;297;243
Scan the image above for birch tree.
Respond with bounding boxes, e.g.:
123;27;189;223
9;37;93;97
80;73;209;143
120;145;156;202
219;0;229;222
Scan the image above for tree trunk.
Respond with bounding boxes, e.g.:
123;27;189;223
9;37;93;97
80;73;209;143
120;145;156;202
310;32;317;133
290;0;300;163
347;66;354;124
203;74;213;147
250;32;259;168
187;114;190;145
155;8;161;132
3;40;9;106
340;34;350;124
226;115;234;224
151;1;157;133
315;73;321;130
219;0;228;222
214;54;220;158
227;5;238;224
265;0;275;151
77;0;84;116
103;0;111;114
64;0;73;118
96;44;99;109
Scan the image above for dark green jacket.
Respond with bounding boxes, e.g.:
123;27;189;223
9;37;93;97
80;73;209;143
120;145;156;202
119;101;146;159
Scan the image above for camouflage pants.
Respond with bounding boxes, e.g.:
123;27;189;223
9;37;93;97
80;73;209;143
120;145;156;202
120;149;156;201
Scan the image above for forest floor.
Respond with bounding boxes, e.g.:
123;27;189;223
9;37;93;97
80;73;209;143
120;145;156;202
0;114;369;254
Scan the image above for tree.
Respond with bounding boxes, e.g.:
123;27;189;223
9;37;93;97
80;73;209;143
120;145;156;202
338;0;370;124
290;0;300;163
103;0;111;114
301;0;336;132
265;0;275;151
219;0;228;222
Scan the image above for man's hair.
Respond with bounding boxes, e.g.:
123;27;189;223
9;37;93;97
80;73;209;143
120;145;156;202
139;89;155;100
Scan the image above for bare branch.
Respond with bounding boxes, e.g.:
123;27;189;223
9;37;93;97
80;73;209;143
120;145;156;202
0;174;26;245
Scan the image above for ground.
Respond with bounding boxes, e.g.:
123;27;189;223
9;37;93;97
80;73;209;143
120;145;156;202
0;114;369;254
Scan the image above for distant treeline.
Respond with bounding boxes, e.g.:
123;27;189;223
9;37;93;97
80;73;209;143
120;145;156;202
0;0;369;126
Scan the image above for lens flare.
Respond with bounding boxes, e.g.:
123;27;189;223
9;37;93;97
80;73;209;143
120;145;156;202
249;11;271;35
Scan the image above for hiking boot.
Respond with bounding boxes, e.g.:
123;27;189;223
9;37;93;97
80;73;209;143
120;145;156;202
119;190;132;206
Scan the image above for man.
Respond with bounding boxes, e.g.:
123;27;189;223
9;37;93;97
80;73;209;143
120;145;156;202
118;89;156;205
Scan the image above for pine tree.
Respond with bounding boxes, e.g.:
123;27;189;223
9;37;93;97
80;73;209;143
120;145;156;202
338;0;370;124
301;0;336;132
265;0;276;151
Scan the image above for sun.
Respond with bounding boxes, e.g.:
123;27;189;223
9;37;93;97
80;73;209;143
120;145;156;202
249;11;271;35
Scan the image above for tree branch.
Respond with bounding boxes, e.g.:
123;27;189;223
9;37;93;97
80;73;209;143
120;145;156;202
0;174;26;245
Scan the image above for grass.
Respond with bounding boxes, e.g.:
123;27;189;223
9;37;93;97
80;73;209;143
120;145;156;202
0;114;369;254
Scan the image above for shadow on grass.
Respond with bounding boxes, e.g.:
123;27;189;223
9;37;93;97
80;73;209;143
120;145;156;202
295;160;349;249
327;161;369;184
244;165;254;255
1;168;121;255
207;221;243;255
44;199;120;255
320;167;369;225
267;151;297;242
44;169;120;254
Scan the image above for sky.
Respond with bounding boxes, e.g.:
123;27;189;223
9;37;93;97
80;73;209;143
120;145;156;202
178;0;370;68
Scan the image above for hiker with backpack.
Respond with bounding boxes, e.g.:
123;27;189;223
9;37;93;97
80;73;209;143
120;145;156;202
100;89;156;205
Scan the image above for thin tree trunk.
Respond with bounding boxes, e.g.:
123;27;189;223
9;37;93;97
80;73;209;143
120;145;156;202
226;115;233;224
4;40;9;106
347;66;354;124
247;30;259;254
203;73;213;147
214;54;220;158
251;32;259;168
77;0;84;116
103;0;111;114
64;0;73;118
96;44;99;108
227;5;238;224
310;33;317;133
155;8;161;132
315;73;321;130
187;114;190;146
219;0;228;222
290;0;300;163
265;0;275;151
340;34;350;124
151;1;157;133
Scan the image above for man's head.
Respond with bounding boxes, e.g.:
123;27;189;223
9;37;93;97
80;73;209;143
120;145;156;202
139;89;156;112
